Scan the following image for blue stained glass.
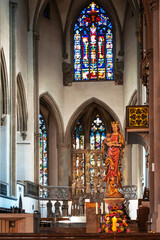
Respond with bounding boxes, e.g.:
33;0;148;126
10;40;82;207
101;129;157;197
73;119;84;149
108;22;112;29
74;2;113;81
90;114;106;149
39;113;48;188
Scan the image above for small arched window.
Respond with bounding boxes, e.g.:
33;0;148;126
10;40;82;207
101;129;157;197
74;2;113;81
39;113;48;187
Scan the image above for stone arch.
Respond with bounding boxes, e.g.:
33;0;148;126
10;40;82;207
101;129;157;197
40;92;64;186
65;97;122;146
17;73;28;140
33;0;63;38
40;92;64;145
1;48;8;118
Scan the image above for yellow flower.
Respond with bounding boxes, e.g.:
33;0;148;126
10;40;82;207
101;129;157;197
120;226;124;231
105;228;109;233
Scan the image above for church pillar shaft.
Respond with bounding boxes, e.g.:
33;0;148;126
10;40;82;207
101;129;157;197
58;144;69;186
150;0;160;230
147;48;154;222
33;32;40;184
9;1;17;197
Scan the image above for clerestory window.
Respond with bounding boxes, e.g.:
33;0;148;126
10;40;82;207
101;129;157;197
74;2;114;81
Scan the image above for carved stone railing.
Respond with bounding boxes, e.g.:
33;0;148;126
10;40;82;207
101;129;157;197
39;186;72;200
39;185;137;201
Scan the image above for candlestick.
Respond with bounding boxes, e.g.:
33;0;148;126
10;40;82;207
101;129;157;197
112;216;117;232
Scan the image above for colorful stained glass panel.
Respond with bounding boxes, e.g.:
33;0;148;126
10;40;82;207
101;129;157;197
106;29;113;80
90;114;106;150
39;114;48;187
73;120;84;149
74;30;81;81
74;2;113;81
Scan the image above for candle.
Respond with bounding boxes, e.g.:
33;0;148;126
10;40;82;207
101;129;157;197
112;216;117;232
101;202;103;214
96;202;98;214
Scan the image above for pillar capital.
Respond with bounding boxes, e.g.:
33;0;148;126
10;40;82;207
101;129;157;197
9;2;18;9
149;0;159;11
33;32;40;41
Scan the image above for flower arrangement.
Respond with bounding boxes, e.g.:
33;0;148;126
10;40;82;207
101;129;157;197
99;204;130;233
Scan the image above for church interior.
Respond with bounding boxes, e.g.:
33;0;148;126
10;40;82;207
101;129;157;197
0;0;160;238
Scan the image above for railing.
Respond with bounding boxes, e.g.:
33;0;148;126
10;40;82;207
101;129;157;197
39;186;72;200
39;185;137;201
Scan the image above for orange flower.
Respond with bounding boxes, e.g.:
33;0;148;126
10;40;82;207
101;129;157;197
123;222;128;226
112;211;116;216
102;224;105;229
113;205;118;210
105;214;109;220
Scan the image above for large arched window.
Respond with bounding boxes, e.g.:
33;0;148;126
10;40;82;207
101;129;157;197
39;113;48;188
71;104;114;195
74;2;113;81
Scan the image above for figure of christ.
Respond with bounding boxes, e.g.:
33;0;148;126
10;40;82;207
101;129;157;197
102;122;125;197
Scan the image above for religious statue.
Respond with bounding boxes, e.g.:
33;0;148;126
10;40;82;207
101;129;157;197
54;200;61;218
102;121;125;198
47;200;52;218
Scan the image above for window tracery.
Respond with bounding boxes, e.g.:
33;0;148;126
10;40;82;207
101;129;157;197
74;2;113;81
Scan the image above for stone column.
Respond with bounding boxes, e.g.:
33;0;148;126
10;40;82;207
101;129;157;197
9;1;17;197
123;145;132;185
150;0;159;231
33;32;40;184
136;30;142;105
27;31;35;181
146;48;154;224
58;143;69;186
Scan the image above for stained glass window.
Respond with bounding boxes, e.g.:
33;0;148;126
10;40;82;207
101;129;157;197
90;114;106;149
74;2;113;81
73;119;84;150
39;114;48;187
90;114;106;188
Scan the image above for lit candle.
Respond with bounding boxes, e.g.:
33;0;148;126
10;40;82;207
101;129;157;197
112;216;117;232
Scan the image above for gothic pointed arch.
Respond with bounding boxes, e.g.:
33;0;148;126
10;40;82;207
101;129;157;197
17;73;28;140
64;0;123;70
65;98;122;194
39;92;64;187
1;48;8;122
40;92;64;144
65;97;122;145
